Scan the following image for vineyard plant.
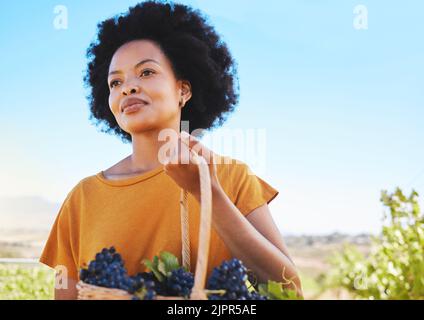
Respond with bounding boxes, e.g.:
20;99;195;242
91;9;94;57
323;188;424;299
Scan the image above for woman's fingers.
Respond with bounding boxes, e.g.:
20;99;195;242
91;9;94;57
163;131;219;192
165;131;217;167
165;135;194;167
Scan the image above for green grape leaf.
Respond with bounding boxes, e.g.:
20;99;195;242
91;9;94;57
160;251;180;273
153;256;159;269
258;283;268;297
158;260;167;277
142;258;154;271
267;281;286;300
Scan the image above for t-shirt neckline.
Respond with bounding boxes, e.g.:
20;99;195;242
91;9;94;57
95;165;165;186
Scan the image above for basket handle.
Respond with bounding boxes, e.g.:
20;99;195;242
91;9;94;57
180;189;191;271
180;151;212;300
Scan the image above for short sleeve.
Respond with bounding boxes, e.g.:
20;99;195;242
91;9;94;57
231;162;279;216
39;196;79;281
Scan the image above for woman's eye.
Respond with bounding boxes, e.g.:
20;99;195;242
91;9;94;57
140;70;154;77
109;80;121;88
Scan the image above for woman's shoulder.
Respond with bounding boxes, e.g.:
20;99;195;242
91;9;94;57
215;153;249;169
62;175;96;200
214;154;252;181
61;169;110;202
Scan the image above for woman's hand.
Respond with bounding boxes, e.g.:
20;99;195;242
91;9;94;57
163;131;220;200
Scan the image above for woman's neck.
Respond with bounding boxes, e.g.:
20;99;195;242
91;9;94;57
129;126;179;172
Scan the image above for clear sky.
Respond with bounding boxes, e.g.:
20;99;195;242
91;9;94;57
0;0;423;235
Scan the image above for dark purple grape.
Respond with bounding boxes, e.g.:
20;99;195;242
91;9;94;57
207;258;267;300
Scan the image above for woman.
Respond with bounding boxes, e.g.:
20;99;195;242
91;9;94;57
40;0;302;299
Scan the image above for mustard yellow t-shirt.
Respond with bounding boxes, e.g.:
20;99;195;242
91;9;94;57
39;155;279;281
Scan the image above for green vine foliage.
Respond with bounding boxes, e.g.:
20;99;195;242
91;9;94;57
324;187;424;299
0;265;54;300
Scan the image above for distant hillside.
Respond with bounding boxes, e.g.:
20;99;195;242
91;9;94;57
0;196;61;231
284;232;373;247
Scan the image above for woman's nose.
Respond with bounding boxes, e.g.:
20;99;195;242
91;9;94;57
121;84;140;96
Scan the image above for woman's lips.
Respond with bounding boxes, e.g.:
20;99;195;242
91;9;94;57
123;103;145;114
121;97;149;112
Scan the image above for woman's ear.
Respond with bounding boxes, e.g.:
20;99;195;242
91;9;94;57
180;80;192;105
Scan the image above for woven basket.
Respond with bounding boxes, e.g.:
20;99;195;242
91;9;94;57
77;145;213;300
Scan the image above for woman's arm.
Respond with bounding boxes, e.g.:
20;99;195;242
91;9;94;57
193;181;303;298
165;132;303;297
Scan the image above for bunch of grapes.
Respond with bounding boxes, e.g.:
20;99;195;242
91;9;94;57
79;247;155;299
80;248;268;300
206;258;267;300
165;268;194;298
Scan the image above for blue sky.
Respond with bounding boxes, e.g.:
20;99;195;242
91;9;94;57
0;0;423;235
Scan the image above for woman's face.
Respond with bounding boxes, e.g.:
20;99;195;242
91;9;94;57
108;39;190;136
